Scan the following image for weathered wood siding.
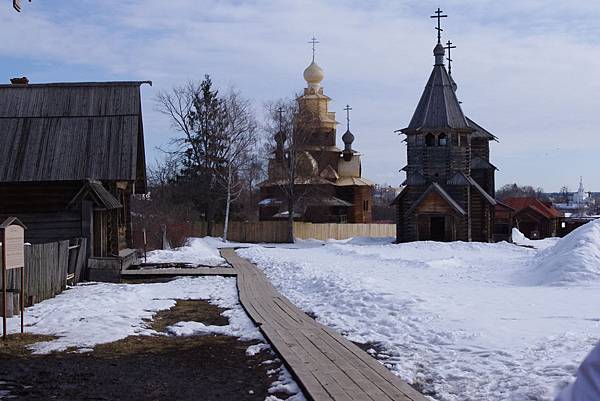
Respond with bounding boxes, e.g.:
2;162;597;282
0;238;87;313
0;82;147;191
192;221;395;243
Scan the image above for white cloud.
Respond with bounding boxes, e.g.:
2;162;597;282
0;0;598;191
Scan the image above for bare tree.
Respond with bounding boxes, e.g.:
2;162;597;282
156;76;260;240
155;76;227;236
496;183;547;201
219;90;258;242
263;98;315;242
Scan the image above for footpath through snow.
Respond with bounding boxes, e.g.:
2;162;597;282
239;222;600;401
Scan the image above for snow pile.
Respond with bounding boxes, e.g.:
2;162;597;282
165;304;262;341
265;364;307;401
6;277;254;353
512;227;560;250
526;220;600;286
146;237;226;266
239;240;600;401
327;236;395;246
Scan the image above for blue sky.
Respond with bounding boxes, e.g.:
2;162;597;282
2;0;599;192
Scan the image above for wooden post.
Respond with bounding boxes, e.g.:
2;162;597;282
2;230;6;339
20;265;24;334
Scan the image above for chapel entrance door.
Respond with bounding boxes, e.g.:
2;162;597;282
430;216;446;241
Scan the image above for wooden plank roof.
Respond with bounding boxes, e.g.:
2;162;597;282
0;81;149;192
404;64;470;132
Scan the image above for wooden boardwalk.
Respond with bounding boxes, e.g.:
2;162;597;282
121;267;237;278
220;249;427;401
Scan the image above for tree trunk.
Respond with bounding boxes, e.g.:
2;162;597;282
223;166;232;242
206;203;215;237
286;196;294;243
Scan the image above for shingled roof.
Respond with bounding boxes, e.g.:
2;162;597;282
405;45;470;131
0;81;150;193
503;197;563;219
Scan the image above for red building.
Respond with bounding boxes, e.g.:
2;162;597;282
503;197;563;239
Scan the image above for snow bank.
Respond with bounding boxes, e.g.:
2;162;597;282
146;237;226;266
512;228;560;250
525;220;600;286
239;240;600;401
326;236;395;246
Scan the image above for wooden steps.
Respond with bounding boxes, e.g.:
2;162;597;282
221;249;427;401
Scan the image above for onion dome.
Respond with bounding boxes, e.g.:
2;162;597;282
342;129;354;147
303;61;324;89
342;129;355;161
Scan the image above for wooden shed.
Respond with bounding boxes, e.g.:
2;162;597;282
0;80;149;278
502;197;563;239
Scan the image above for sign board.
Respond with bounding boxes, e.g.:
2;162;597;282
3;225;24;270
1;217;27;339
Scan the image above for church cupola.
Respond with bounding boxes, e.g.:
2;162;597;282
342;104;354;161
303;36;324;92
303;61;324;91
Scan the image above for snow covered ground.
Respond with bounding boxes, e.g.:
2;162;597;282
145;237;227;266
6;259;306;400
6;276;257;353
239;221;600;401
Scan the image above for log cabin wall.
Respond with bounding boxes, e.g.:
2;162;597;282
0;82;148;263
0;182;84;243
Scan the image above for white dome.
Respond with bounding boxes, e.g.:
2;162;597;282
303;61;324;85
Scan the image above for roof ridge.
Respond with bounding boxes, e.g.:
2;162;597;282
0;81;152;88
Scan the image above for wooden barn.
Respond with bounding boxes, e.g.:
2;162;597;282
0;79;149;279
502;197;563;239
259;56;374;223
393;35;498;242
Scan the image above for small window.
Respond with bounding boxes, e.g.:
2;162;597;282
425;133;435;147
438;133;447;146
363;200;369;211
460;134;467;146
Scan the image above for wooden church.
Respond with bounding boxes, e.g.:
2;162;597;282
259;45;375;223
394;12;498;242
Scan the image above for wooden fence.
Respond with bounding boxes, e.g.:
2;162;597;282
0;238;87;314
192;221;396;243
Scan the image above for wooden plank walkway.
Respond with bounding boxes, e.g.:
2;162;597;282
220;249;427;401
121;267;237;278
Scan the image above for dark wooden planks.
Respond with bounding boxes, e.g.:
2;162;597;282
120;267;237;278
0;82;146;184
221;248;427;401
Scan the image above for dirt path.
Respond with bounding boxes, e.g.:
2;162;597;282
0;300;287;401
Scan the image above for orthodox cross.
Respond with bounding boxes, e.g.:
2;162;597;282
344;104;352;131
430;8;448;44
276;107;284;131
308;36;320;62
445;40;456;74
